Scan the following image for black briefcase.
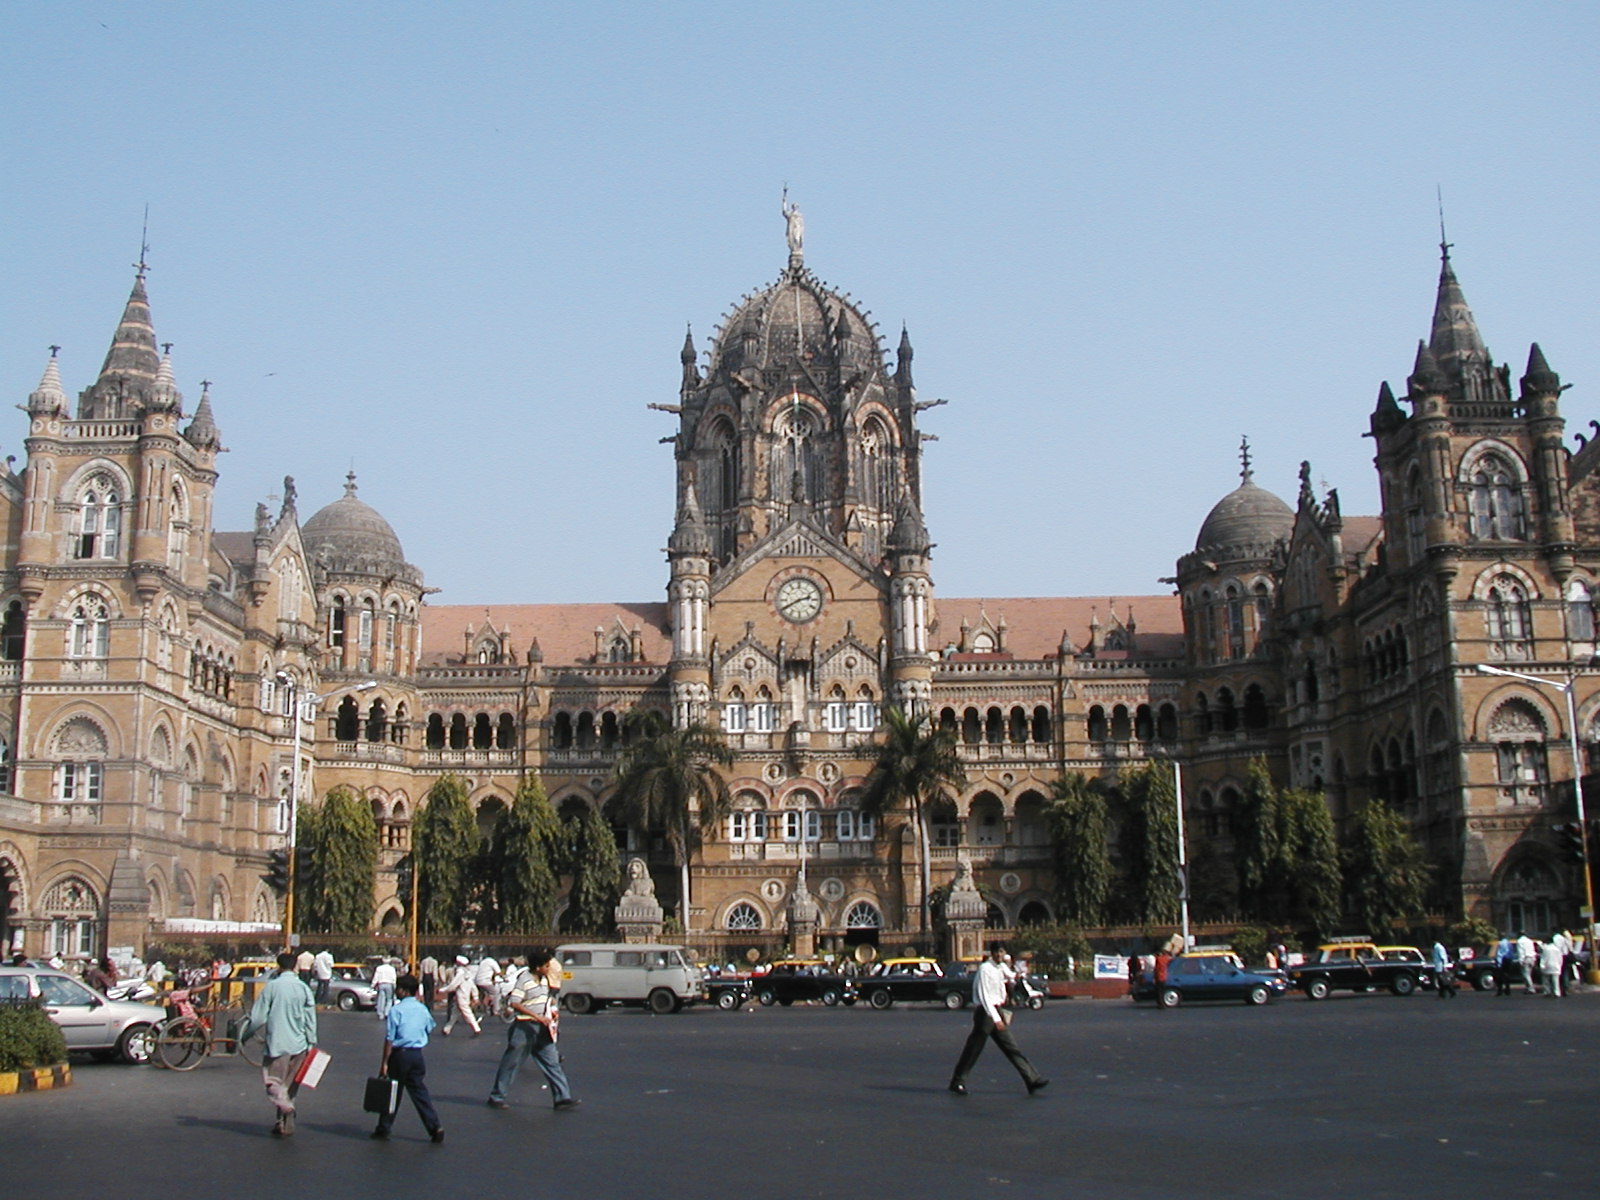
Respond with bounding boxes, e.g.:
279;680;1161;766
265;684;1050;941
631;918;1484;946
363;1075;399;1115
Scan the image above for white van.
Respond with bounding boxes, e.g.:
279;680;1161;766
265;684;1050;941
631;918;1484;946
555;943;705;1014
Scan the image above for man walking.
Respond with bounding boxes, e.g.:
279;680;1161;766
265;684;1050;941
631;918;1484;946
949;942;1048;1097
418;952;439;1010
1516;931;1538;993
440;955;481;1036
373;957;398;1018
243;951;319;1138
487;949;579;1111
312;947;334;1004
371;974;445;1143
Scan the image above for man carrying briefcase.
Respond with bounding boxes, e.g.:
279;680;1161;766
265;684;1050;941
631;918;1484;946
371;973;444;1143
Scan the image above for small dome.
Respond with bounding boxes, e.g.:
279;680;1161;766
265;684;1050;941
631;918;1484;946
302;473;414;579
709;266;884;380
1195;479;1294;554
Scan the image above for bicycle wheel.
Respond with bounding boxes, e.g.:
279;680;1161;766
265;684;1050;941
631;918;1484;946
154;1016;208;1070
234;1018;264;1067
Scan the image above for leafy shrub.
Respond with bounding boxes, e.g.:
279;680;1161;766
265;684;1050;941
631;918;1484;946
0;1005;68;1071
1229;926;1270;966
1447;916;1499;948
1010;924;1094;980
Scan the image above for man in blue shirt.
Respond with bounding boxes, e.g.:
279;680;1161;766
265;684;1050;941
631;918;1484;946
372;973;444;1143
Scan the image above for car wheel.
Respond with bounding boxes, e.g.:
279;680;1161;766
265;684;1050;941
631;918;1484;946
118;1022;155;1065
1245;984;1270;1006
757;990;776;1007
868;989;893;1010
943;991;965;1010
821;989;841;1007
337;991;357;1011
1157;987;1181;1009
564;993;593;1015
648;988;677;1015
1474;970;1496;993
1305;977;1332;1000
1390;973;1417;997
716;990;739;1010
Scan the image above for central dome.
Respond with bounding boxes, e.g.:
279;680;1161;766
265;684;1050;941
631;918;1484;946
708;266;886;381
1195;478;1294;553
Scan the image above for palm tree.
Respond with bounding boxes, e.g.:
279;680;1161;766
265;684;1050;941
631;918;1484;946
856;706;966;935
610;709;733;930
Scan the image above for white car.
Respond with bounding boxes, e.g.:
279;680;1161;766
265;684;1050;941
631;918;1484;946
0;965;165;1063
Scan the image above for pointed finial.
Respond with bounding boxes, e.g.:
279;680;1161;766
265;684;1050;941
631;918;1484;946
1239;435;1253;484
49;345;60;358
344;470;358;498
135;204;151;278
1437;185;1452;263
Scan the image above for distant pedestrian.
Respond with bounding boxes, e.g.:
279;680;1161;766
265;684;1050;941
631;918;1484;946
487;950;579;1111
1551;929;1574;996
1430;941;1456;999
1125;952;1141;996
371;974;444;1143
373;958;398;1018
295;948;315;986
948;942;1048;1097
1516;931;1537;993
473;954;501;1017
419;953;439;1009
312;948;334;1004
1539;937;1564;998
84;955;117;994
242;951;318;1138
1494;935;1516;996
440;955;481;1036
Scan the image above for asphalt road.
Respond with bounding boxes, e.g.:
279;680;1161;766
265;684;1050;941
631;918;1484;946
5;987;1595;1199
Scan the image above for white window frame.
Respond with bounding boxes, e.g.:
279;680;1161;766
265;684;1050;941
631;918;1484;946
824;701;847;732
752;701;775;733
722;702;747;734
850;700;878;731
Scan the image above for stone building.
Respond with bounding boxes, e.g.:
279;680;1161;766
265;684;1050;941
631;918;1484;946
0;228;1593;962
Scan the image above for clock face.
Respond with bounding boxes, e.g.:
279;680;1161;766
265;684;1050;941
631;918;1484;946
776;577;823;623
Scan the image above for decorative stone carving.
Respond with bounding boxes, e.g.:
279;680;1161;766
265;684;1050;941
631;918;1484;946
942;854;988;962
614;856;663;943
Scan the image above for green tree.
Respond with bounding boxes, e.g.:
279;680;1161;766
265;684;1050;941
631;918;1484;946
1235;759;1282;916
493;775;564;934
1342;799;1430;934
298;784;378;934
611;710;734;929
1046;772;1110;925
411;774;479;934
1118;761;1180;924
1279;786;1342;935
856;707;967;936
564;802;622;935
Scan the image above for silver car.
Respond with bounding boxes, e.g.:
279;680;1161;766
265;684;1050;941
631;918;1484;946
0;965;165;1063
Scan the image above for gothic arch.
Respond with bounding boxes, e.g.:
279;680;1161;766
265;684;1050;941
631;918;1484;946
1456;439;1531;485
47;712;115;760
1470;562;1540;602
717;894;770;931
58;459;135;504
1474;688;1560;741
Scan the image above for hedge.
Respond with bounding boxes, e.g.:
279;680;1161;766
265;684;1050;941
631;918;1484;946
0;1005;69;1072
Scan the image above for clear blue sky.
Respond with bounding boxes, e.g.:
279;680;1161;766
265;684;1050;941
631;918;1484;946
3;3;1596;606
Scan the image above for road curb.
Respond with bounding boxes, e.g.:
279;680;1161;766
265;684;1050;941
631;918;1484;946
0;1062;72;1095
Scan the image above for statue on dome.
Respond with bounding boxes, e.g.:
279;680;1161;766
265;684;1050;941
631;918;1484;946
782;187;804;259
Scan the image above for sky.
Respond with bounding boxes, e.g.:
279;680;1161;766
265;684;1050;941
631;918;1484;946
2;3;1596;607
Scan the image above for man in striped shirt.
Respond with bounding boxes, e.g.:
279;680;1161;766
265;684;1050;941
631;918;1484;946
486;949;580;1111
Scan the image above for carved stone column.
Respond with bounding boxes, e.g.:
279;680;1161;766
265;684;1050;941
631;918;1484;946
942;855;987;962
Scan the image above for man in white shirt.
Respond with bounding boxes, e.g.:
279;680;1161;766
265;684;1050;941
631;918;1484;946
474;955;501;1017
1515;931;1537;993
949;942;1048;1097
312;948;335;1004
373;958;398;1018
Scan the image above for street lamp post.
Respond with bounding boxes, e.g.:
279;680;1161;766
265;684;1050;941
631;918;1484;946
275;674;375;952
1173;759;1191;951
1477;663;1599;980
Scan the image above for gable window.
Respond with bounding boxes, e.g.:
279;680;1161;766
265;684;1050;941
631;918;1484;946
850;698;879;731
752;698;775;734
69;598;110;658
824;699;847;733
1486;577;1533;644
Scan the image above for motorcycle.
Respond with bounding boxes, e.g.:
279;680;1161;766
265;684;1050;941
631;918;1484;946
107;978;158;1003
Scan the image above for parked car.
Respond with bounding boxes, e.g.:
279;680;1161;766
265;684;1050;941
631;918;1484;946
0;965;164;1063
556;943;705;1014
855;957;970;1010
705;976;753;1010
752;960;853;1007
1132;953;1287;1007
327;963;379;1011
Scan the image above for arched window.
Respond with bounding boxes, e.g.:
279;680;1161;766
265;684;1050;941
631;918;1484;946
43;876;100;958
1468;453;1526;540
167;483;188;573
329;597;347;650
365;700;388;743
772;407;821;505
729;793;768;842
498;713;518;750
52;718;107;821
75;475;121;559
1403;468;1426;560
426;713;446;750
1156;703;1178;742
725;902;762;930
1087;705;1107;743
1488;699;1549;806
1110;704;1132;742
1486;576;1533;644
984;707;1003;744
449;713;468;750
335;695;360;742
1568;580;1597;642
69;596;110;658
1226;585;1246;659
1242;684;1270;731
723;688;748;734
1216;688;1238;733
1032;706;1052;743
358;599;375;650
843;900;882;929
551;712;572;750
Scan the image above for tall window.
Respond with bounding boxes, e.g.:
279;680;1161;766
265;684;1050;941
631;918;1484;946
1567;580;1597;642
358;600;374;649
1;599;26;661
329;597;346;649
69;597;110;658
1468;453;1526;540
1488;699;1549;806
75;476;121;559
1486;577;1533;644
43;877;99;959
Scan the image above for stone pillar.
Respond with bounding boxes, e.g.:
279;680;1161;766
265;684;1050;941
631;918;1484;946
787;871;820;959
614;857;664;944
942;856;987;963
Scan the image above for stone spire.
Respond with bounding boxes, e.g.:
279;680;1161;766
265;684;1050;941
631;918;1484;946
668;480;713;555
147;346;182;413
1369;379;1406;435
97;272;161;385
27;348;66;416
680;326;699;391
887;487;931;554
184;380;220;448
1521;342;1560;396
895;324;914;388
1407;339;1447;396
1428;244;1489;380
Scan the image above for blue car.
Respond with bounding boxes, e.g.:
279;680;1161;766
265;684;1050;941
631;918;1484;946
1133;953;1286;1008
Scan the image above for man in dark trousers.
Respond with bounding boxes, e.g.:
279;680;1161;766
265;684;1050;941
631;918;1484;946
949;942;1048;1096
372;973;444;1143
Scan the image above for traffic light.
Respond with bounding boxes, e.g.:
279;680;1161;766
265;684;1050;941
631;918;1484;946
264;849;289;894
1551;822;1586;863
294;845;315;884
